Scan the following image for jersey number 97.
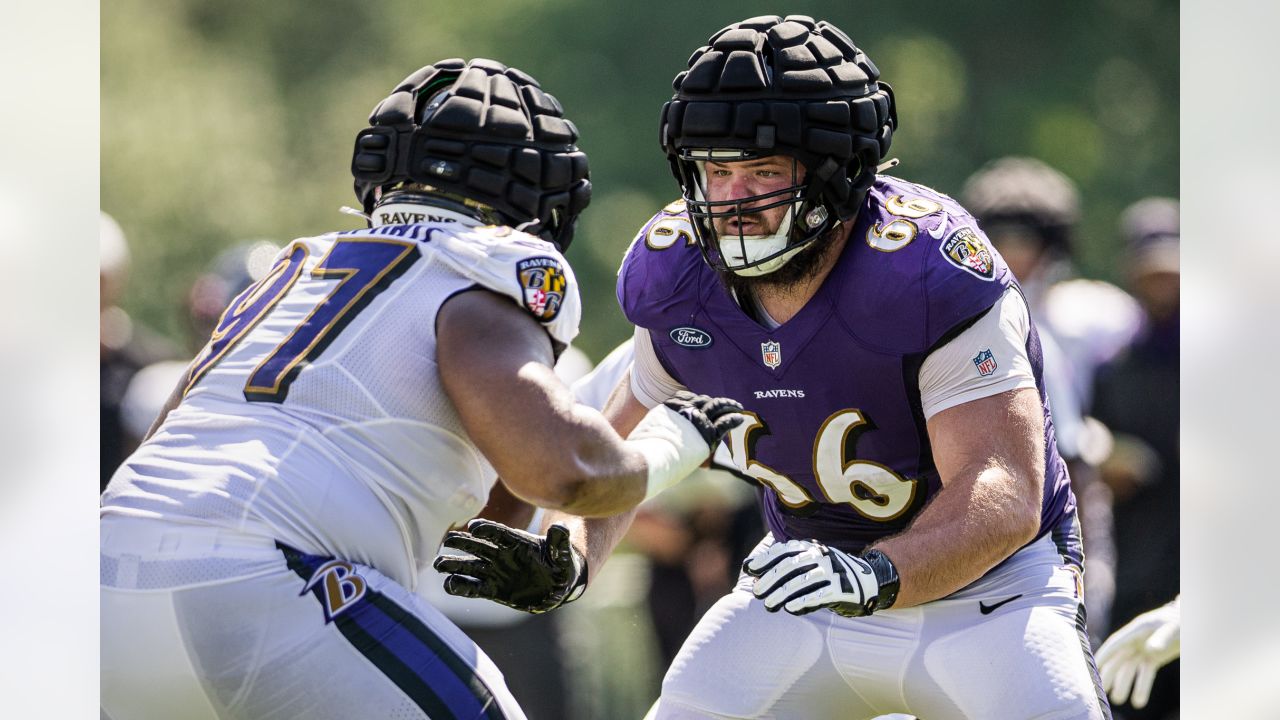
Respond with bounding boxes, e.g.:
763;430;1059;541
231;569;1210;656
183;238;421;402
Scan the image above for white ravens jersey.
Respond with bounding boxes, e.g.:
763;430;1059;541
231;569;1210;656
101;219;580;589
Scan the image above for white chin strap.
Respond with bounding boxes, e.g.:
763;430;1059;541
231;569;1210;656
694;160;806;277
718;212;806;277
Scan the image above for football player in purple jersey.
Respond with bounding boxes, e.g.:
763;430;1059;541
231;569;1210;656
437;16;1111;719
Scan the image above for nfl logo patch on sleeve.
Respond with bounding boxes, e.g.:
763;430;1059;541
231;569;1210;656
972;348;997;376
516;256;567;321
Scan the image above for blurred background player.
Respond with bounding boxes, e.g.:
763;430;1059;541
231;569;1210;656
961;157;1138;638
961;157;1144;405
100;211;178;491
100;57;741;720
1096;595;1179;712
439;16;1111;719
116;240;286;452
1090;197;1179;719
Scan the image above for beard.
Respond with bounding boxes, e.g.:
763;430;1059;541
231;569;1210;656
716;222;845;300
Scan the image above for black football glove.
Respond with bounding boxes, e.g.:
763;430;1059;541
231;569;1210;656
662;390;745;450
433;519;587;614
659;391;818;513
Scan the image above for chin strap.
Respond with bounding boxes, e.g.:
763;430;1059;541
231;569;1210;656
339;206;372;222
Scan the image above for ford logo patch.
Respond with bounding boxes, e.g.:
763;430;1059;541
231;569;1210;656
670;326;713;348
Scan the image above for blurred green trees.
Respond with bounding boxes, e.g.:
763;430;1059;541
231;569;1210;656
103;1;1177;360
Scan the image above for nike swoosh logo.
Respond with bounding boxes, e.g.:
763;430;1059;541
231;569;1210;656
978;594;1022;615
927;211;948;239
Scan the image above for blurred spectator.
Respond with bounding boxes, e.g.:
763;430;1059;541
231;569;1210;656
118;360;190;442
963;157;1138;639
109;240;285;470
186;239;284;350
99;212;178;490
1091;197;1179;719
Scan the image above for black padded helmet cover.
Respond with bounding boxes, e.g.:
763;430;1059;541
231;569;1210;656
660;15;896;221
352;58;591;251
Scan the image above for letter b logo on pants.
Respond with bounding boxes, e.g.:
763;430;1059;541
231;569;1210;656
302;560;368;622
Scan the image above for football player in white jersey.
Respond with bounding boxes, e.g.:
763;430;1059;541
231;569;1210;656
100;58;743;720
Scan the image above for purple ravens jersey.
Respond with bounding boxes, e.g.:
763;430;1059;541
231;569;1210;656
619;176;1080;567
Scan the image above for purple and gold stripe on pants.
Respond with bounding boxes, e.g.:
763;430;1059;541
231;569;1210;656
279;543;511;720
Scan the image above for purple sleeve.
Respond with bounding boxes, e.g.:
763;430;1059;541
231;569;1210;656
923;218;1012;348
616;201;706;331
834;178;1011;354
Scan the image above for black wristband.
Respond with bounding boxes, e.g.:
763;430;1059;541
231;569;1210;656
860;549;900;611
562;552;589;604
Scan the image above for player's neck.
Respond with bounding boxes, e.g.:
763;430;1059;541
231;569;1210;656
752;227;850;325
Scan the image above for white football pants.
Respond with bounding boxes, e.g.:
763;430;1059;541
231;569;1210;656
653;533;1110;720
100;516;525;720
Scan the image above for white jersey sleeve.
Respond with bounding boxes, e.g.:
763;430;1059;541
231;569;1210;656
630;325;688;409
919;287;1037;420
431;227;581;348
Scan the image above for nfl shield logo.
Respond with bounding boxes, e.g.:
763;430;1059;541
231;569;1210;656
761;340;782;369
972;348;997;376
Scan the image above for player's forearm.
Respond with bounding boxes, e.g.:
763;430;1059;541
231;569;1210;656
491;399;660;512
534;459;648;517
868;464;1040;608
534;369;658;575
512;405;719;517
476;480;539;529
498;431;647;516
523;371;700;519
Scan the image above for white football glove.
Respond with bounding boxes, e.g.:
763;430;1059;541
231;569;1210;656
1095;595;1180;709
742;539;899;618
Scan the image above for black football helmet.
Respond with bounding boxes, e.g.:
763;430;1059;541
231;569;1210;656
960;156;1080;257
351;59;591;251
659;15;896;275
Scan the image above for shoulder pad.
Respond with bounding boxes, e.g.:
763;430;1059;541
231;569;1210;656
431;225;581;347
838;178;1010;352
617;199;698;268
861;177;981;257
616;200;708;330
